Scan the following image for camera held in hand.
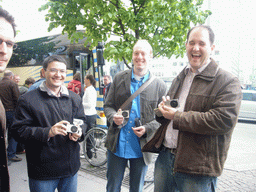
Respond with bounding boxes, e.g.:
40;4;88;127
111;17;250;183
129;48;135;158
165;99;179;108
66;124;81;134
117;109;129;118
154;99;179;117
135;118;142;127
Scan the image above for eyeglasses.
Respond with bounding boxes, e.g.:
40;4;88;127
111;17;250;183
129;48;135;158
0;39;17;49
47;68;67;74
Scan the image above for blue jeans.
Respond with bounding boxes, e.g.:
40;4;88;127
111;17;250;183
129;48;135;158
106;150;148;192
6;111;18;159
29;173;78;192
154;150;217;192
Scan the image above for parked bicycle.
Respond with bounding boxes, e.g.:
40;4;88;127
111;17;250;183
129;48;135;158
82;126;108;167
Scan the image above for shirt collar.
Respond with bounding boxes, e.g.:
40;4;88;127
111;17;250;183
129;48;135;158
39;81;69;97
131;69;150;83
185;59;211;75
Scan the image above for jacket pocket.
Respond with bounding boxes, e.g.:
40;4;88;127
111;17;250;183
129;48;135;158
141;99;158;123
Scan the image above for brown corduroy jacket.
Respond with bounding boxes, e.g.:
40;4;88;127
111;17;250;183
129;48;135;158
0;100;10;192
143;59;242;177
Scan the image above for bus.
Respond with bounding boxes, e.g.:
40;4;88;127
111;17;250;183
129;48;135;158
1;33;107;127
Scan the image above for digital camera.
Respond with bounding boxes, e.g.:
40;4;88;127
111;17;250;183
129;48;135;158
135;118;142;127
66;124;81;134
165;99;179;108
117;109;129;118
154;99;179;117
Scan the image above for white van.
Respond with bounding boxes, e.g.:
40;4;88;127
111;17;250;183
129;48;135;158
238;90;256;122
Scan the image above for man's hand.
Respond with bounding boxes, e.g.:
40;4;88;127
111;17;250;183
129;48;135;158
113;109;124;125
132;126;146;138
49;120;69;137
68;123;82;142
158;96;177;120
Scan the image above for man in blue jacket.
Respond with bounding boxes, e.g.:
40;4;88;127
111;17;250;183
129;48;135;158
12;55;87;192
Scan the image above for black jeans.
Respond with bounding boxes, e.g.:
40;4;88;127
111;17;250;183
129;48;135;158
85;114;97;150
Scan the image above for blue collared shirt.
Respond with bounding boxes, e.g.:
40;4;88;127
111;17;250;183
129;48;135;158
115;70;149;159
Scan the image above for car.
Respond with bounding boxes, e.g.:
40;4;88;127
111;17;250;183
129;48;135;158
238;90;256;122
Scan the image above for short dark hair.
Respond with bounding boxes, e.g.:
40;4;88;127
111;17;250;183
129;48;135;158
86;74;96;87
25;77;35;85
186;25;215;45
42;55;68;70
0;7;17;37
73;72;81;81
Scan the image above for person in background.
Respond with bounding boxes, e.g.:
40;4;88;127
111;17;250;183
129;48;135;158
152;25;242;192
11;55;87;192
27;69;45;92
19;77;35;95
82;74;97;159
67;72;82;96
104;40;166;192
103;75;112;101
13;74;20;85
0;70;21;164
16;77;35;154
0;7;17;192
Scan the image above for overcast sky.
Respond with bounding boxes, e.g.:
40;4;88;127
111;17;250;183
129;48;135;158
1;0;255;81
2;0;63;41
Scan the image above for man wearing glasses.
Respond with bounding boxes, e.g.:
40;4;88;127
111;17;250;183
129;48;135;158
11;55;87;192
0;7;17;192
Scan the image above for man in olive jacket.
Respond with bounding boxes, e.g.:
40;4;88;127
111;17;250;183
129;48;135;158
0;7;17;192
104;40;166;192
152;26;242;191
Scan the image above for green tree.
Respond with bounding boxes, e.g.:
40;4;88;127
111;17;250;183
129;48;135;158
40;0;211;68
9;36;57;66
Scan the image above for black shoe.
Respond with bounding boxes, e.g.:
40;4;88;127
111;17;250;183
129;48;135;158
9;156;22;162
86;149;92;159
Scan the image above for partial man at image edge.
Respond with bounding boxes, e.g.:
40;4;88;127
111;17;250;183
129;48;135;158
146;25;242;192
0;7;17;192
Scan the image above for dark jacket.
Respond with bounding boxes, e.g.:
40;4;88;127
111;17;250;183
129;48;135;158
0;100;9;192
103;82;111;101
0;77;20;110
156;60;242;177
104;69;166;165
11;87;86;180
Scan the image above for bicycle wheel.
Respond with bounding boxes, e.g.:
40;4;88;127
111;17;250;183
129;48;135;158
83;127;108;167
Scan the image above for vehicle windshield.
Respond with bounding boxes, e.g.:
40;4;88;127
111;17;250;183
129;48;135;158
242;92;256;101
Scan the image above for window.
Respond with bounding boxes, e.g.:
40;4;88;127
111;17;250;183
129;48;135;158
243;92;256;101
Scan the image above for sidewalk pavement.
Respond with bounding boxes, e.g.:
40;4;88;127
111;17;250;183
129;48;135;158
9;152;256;192
8;153;113;192
8;122;256;191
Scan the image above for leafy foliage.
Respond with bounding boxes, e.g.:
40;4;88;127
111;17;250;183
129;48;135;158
39;0;211;68
9;37;57;66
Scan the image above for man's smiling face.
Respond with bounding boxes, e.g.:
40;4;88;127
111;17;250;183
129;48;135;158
186;27;215;72
42;61;67;92
0;17;15;73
